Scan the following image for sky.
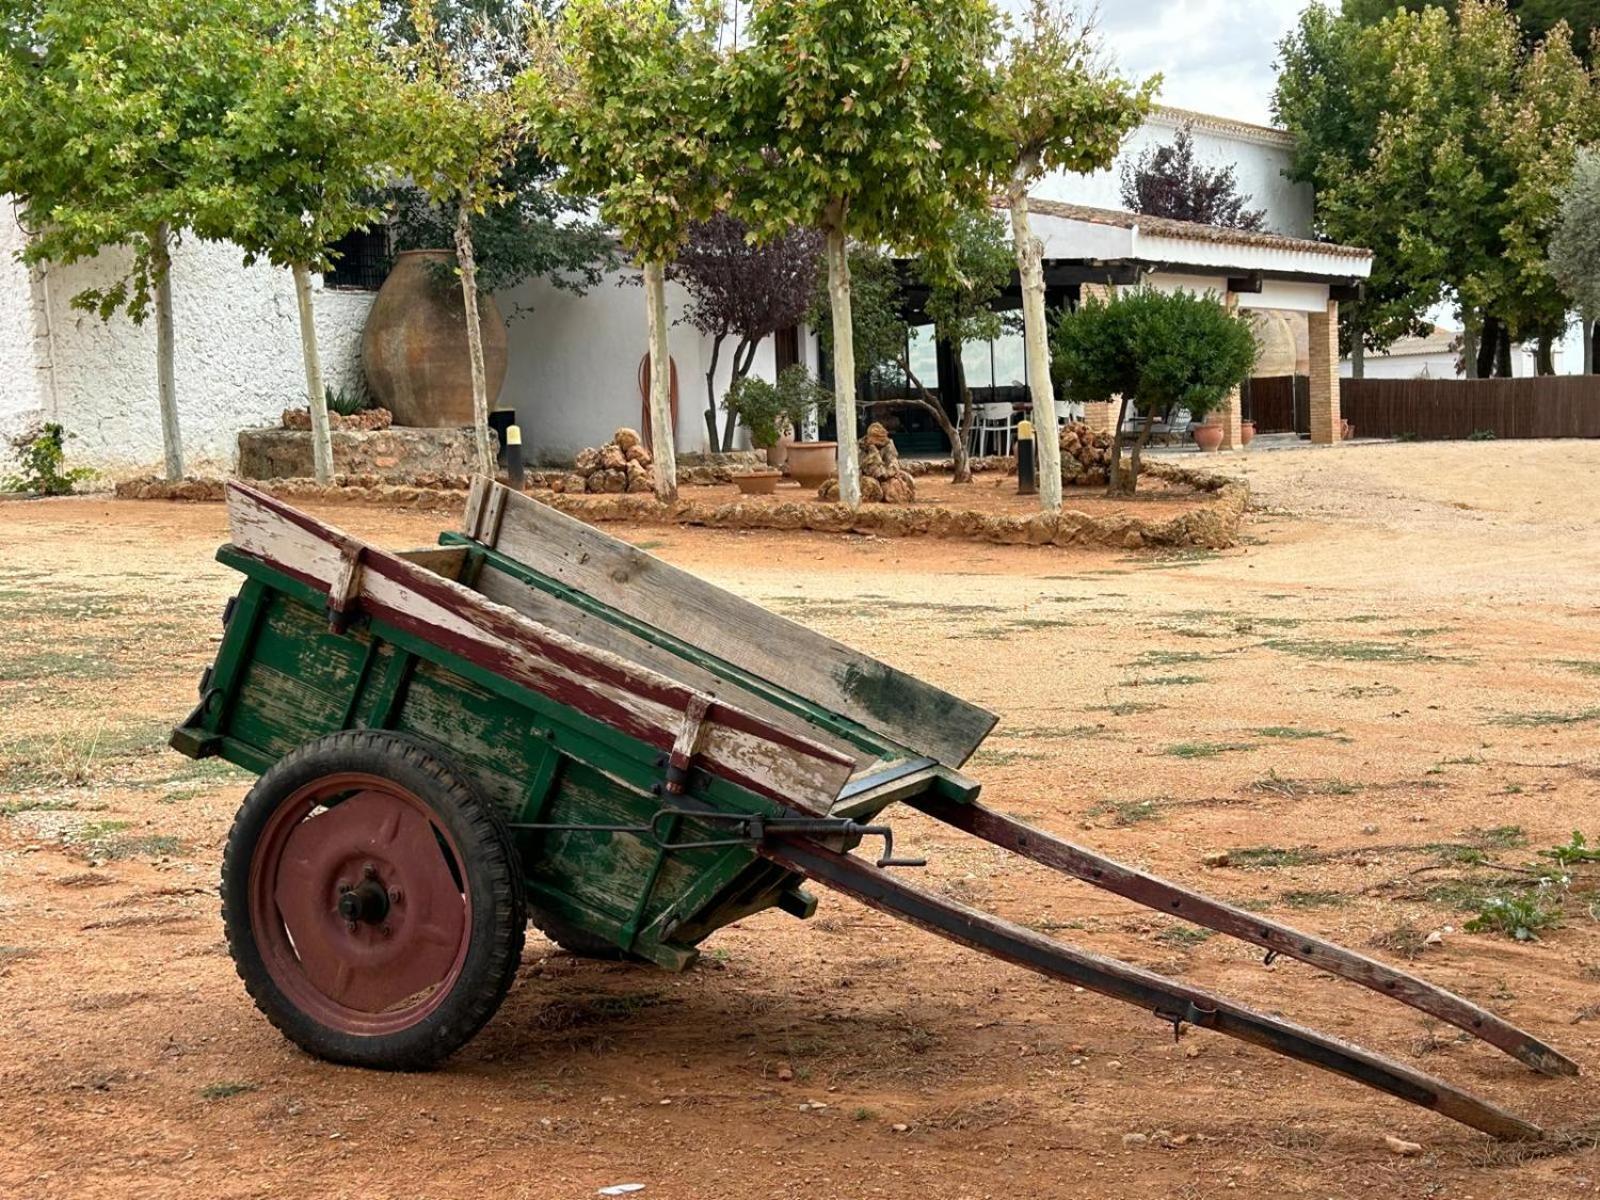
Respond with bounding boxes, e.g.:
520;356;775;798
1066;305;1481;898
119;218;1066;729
1055;1;1318;126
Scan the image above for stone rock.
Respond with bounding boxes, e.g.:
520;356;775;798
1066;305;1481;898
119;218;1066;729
614;427;641;454
596;468;628;494
561;472;588;495
1384;1135;1423;1157
860;476;884;503
626;444;653;467
574;446;602;473
600;445;627;471
882;476;915;504
1201;852;1230;868
1122;1133;1147;1148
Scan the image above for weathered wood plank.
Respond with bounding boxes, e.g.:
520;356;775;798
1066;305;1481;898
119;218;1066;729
225;482;855;813
472;483;998;767
473;562;880;771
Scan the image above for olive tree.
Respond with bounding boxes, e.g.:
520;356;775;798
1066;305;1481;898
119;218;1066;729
200;0;399;483
525;0;728;503
1549;146;1600;370
986;0;1153;511
728;0;1001;508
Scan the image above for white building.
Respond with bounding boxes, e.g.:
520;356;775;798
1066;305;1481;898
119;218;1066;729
1340;324;1561;379
0;105;1330;478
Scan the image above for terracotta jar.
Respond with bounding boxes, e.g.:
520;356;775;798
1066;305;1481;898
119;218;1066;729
732;468;783;496
1240;419;1256;446
1192;418;1225;452
786;440;838;488
361;250;508;427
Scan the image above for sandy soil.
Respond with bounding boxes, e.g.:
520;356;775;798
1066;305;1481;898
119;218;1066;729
2;439;1599;1199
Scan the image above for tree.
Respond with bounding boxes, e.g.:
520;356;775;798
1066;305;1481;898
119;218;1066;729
670;213;822;451
197;0;398;484
1120;125;1267;230
816;215;1014;485
729;0;1001;508
983;0;1153;512
1051;288;1256;495
525;0;728;503
1345;0;1600;62
389;0;531;479
1276;2;1597;377
378;1;615;301
0;0;248;480
1550;147;1600;371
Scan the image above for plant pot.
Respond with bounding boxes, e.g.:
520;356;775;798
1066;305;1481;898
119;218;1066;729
361;250;508;427
765;430;794;470
732;468;783;496
1240;419;1256;446
786;440;838;488
1192;420;1225;453
1341;419;1355;441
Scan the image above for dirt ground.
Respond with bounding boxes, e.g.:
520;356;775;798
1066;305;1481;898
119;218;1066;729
3;439;1599;1199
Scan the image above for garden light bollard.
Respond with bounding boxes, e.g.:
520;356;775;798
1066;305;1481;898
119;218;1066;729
505;424;526;490
1016;418;1037;495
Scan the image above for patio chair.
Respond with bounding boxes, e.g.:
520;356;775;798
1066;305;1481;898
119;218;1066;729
971;402;1015;457
1055;399;1082;427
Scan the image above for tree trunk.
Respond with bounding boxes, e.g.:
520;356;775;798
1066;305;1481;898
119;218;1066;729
453;204;495;480
1477;315;1500;379
704;332;725;450
1105;394;1133;497
1008;166;1062;513
291;263;333;485
1535;331;1555;376
949;349;974;484
823;217;861;508
1125;416;1154;495
722;336;758;452
642;258;679;503
1462;313;1479;379
1494;323;1513;378
150;222;184;482
1586;312;1596;375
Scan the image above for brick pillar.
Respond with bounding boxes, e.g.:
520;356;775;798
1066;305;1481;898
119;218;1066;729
1083;400;1115;436
1309;299;1342;445
1215;292;1243;449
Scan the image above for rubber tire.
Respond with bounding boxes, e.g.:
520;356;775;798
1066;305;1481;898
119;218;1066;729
221;731;525;1069
528;906;639;962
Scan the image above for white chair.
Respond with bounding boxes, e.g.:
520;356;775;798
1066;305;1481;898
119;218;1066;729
1055;399;1082;427
970;402;1014;456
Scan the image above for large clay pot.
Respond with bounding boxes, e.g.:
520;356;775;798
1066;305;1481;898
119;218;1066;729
1192;418;1225;453
1240;419;1256;446
361;250;508;427
786;440;838;488
765;430;794;470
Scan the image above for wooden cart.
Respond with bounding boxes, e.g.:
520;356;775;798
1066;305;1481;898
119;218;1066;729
171;480;1574;1140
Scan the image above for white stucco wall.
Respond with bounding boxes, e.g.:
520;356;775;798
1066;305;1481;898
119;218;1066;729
37;237;373;477
0;207;47;446
1035;111;1313;238
496;267;800;465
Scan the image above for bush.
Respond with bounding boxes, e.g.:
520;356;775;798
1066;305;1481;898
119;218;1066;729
1465;893;1561;942
723;366;835;448
325;384;373;417
3;422;95;495
1467;428;1498;441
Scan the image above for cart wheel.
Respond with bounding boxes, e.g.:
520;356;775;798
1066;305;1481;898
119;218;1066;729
221;731;524;1069
529;906;639;962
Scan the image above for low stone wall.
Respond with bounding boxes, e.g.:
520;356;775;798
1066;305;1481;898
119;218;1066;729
237;426;489;485
117;461;1247;549
539;462;1248;550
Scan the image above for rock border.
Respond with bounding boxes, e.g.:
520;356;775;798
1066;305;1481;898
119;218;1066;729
116;461;1247;549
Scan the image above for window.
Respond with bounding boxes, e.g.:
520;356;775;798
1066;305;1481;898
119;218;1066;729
323;226;392;292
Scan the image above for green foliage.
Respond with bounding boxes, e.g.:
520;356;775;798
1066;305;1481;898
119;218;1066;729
524;0;726;265
1538;831;1600;867
811;245;907;388
190;0;398;274
985;0;1156;188
0;0;269;319
325;385;373;417
1467;428;1498;441
1274;1;1598;357
1050;288;1258;421
1465;892;1561;941
3;423;95;495
727;0;1000;251
1549;147;1600;315
723;368;835;449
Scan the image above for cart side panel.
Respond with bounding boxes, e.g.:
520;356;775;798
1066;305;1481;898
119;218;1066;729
463;480;999;767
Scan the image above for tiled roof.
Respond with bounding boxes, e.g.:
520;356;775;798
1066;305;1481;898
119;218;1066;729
1021;199;1373;262
1150;105;1296;149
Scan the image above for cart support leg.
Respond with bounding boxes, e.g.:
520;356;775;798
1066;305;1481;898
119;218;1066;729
909;794;1576;1078
764;839;1545;1142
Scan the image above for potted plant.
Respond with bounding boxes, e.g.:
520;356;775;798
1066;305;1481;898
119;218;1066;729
1240;417;1256;446
724;367;836;484
1191;416;1225;452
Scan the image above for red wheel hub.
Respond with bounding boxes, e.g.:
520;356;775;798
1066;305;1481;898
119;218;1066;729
249;772;473;1035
